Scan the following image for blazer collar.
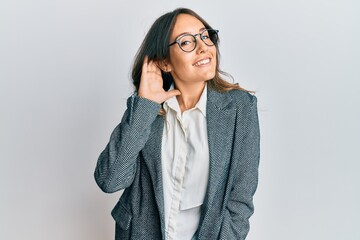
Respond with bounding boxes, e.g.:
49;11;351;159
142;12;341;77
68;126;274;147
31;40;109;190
207;85;234;110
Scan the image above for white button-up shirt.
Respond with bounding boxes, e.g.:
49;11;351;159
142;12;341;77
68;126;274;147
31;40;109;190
161;83;210;240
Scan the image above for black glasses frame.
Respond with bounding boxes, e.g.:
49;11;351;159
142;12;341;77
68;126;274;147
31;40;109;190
168;29;219;52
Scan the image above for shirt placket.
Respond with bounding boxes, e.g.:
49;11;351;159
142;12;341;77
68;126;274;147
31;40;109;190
167;112;188;239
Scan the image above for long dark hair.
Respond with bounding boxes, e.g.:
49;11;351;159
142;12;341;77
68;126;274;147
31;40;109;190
131;8;251;93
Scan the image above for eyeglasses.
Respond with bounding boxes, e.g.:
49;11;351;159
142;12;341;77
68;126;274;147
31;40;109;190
168;29;219;52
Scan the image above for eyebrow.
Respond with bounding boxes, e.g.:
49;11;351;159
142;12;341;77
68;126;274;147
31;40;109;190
174;27;207;40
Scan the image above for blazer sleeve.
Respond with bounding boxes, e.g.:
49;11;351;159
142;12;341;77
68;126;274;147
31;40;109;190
223;94;260;240
94;94;161;193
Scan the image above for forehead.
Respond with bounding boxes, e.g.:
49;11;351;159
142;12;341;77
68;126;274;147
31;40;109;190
171;14;206;37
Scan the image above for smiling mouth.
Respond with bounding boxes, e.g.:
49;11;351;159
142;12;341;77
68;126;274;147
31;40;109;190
193;58;211;66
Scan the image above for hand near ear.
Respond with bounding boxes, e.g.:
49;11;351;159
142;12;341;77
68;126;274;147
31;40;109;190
138;56;181;104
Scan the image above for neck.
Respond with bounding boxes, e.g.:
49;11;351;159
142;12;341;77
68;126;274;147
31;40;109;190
174;81;206;112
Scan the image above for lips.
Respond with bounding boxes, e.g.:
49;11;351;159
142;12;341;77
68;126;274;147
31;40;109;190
193;58;211;66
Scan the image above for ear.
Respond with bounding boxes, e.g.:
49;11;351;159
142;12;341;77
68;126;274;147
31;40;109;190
157;59;173;73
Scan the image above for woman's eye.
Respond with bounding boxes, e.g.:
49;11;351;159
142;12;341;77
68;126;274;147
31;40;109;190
180;41;191;46
202;35;210;39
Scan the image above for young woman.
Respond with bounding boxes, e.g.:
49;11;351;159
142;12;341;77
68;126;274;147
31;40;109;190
94;8;260;240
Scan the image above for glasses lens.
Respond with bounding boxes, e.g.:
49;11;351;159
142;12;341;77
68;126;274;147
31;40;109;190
178;35;196;52
202;29;218;46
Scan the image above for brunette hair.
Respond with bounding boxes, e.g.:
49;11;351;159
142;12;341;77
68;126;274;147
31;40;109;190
131;8;251;93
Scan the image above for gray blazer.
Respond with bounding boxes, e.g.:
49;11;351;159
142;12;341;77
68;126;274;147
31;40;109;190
94;87;260;240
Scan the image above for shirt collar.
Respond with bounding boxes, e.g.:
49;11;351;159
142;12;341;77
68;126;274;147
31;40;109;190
195;83;207;117
163;83;207;117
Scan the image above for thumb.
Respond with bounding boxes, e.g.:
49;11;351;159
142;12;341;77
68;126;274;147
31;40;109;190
165;89;181;99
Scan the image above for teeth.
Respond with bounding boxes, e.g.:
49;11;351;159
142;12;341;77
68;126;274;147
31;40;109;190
194;58;210;66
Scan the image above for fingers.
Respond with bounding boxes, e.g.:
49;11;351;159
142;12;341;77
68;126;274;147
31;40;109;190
142;56;161;75
148;62;161;75
142;55;148;73
139;55;179;104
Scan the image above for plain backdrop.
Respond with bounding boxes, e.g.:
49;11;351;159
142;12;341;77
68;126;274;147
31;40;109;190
1;0;359;239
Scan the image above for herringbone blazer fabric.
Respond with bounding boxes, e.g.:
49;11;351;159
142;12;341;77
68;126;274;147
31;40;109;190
94;87;260;240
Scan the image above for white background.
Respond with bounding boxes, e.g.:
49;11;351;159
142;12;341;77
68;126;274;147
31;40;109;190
1;0;359;239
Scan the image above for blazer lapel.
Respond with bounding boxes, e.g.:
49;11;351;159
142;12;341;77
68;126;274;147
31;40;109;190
141;115;166;238
202;87;236;216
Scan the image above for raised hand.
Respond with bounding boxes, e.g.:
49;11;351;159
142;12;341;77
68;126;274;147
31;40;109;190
138;56;181;104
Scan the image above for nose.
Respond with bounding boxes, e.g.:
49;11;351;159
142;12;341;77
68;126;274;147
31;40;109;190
195;35;208;54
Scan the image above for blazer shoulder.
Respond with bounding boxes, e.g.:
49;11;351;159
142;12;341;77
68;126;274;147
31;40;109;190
228;89;257;107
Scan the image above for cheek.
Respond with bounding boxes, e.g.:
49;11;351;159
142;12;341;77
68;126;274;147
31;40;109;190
213;54;218;70
171;55;193;73
212;49;217;62
169;50;189;68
